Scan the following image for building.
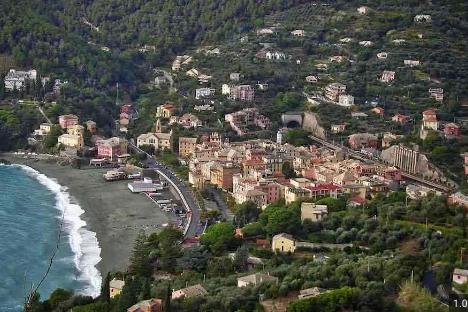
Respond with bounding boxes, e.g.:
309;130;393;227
58;134;84;149
67;125;84;137
324;83;346;101
414;14;432;23
230;72;241;81
256;28;274;35
235;189;267;209
453;268;468;285
127;299;163;312
137;120;173;151
338;94;354;107
172;284;208;300
359;41;373;46
329;56;344;63
305;75;318;83
444;123;460;137
59;114;79;129
348;133;378;149
232;85;255;101
195;88;215;99
210;163;242;191
392;114;409;123
110;278;125;298
179;137;197;158
4;69;37;90
156;104;177;118
357;6;368;14
237;273;278;287
380;71;396;83
298;287;328;300
331;124;346;134
225;108;271;136
291;29;306;36
371;107;384;115
404;60;420;67
170;113;202;128
96;137;128;161
429;88;444;102
301;203;328;222
34;123;53;136
422;110;438;131
272;233;296;253
265;51;286;60
222;84;234;95
84;120;96;132
377;52;388;59
172;55;193;71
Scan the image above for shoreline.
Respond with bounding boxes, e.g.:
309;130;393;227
1;154;171;282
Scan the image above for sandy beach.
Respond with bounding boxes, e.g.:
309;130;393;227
1;154;173;275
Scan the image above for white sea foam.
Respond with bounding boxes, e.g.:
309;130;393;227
13;164;102;298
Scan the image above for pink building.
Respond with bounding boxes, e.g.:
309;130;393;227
383;167;402;181
348;133;378;149
305;183;342;199
96;137;128;161
254;182;281;204
121;104;133;114
392;114;409;123
59;114;79;129
224;108;271;135
444;123;460;137
232;85;254;101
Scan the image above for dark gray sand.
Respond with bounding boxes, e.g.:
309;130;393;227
2;155;171;275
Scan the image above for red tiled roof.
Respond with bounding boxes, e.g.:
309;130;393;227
423;110;436;115
162;104;175;109
349;196;366;204
242;158;264;165
273;172;285;177
306;184;342;191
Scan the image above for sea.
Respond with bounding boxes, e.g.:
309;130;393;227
0;164;102;311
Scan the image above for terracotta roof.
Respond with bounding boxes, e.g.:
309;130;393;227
306;184;342;191
349;196;366;204
445;123;459;128
422;110;436;115
243;158;264;165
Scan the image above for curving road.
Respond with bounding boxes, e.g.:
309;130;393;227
128;143;201;238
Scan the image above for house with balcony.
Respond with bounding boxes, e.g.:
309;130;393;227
235;189;267;209
444;123;460;137
34;123;53;136
59;114;79;129
331;124;346;134
179;137;198;158
429;88;444;102
231;85;254;101
195;88;215;99
324;83;346;101
225;108;271;136
422;110;439;131
291;29;306;37
338;94;354;107
96;137;128;161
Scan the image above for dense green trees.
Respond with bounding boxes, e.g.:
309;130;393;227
200;222;238;255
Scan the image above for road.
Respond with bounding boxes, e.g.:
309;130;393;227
208;186;234;222
128;143;202;238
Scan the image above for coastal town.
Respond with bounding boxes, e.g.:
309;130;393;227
2;1;468;311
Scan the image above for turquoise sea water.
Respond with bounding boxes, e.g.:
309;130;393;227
0;165;101;311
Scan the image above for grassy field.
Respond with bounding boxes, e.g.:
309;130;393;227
0;55;15;73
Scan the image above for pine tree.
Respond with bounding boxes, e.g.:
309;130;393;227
164;283;171;312
129;230;152;277
138;278;151;301
101;272;111;304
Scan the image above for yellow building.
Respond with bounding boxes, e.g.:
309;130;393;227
109;278;125;298
156;104;177;118
67;124;85;137
58;134;84;148
272;233;296;253
284;186;310;204
179;137;197;158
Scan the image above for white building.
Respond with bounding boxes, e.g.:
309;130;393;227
404;60;420;67
359;41;373;47
195;88;215;99
4;69;37;90
414;15;432;23
357;6;368;14
380;71;396;83
222;84;233;95
265;51;286;60
277;130;283;145
338;94;355;107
